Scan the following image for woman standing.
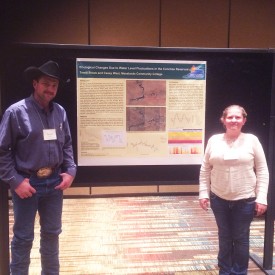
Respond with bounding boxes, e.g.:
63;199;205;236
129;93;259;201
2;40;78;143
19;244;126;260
199;105;269;275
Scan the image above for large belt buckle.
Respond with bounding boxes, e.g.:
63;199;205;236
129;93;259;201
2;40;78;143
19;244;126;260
36;167;53;178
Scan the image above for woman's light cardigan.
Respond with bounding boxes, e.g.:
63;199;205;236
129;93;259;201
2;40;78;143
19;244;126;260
199;133;269;205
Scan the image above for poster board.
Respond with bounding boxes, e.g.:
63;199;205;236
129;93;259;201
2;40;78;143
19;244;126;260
1;44;273;186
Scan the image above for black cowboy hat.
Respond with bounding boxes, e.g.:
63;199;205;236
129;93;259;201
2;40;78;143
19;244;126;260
24;60;61;82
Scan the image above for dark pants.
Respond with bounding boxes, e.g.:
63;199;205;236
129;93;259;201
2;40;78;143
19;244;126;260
10;172;63;275
210;192;255;275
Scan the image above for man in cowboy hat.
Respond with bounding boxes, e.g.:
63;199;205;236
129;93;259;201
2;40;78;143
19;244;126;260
0;60;77;274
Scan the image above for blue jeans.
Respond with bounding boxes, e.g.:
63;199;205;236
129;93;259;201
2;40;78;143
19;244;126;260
10;172;63;275
210;192;255;275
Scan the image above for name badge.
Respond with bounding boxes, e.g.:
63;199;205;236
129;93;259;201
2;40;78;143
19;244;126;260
43;129;57;140
224;149;239;160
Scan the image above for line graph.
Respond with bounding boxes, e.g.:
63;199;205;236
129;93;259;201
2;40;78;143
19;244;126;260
169;112;203;128
102;131;126;147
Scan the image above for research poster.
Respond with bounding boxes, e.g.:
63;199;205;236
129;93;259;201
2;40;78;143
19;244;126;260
76;58;206;166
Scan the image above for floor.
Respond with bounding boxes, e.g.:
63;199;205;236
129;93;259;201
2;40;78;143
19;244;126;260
8;195;272;274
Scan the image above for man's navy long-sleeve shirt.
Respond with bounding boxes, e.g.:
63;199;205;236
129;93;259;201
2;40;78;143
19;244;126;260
0;94;77;190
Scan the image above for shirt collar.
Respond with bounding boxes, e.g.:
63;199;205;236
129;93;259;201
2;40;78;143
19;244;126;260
30;94;54;112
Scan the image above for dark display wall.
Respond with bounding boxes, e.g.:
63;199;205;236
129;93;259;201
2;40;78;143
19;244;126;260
1;44;273;186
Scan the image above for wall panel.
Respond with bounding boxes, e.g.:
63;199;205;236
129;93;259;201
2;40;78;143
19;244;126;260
161;0;229;47
230;0;275;48
89;0;160;46
5;0;89;44
4;0;275;49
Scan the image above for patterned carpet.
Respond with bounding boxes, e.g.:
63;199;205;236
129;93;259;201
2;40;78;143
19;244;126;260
9;196;268;274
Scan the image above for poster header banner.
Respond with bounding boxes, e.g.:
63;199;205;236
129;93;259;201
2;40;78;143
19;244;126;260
77;59;206;80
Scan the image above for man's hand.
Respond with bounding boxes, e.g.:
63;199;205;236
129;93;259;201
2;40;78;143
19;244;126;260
55;173;74;191
15;178;36;199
